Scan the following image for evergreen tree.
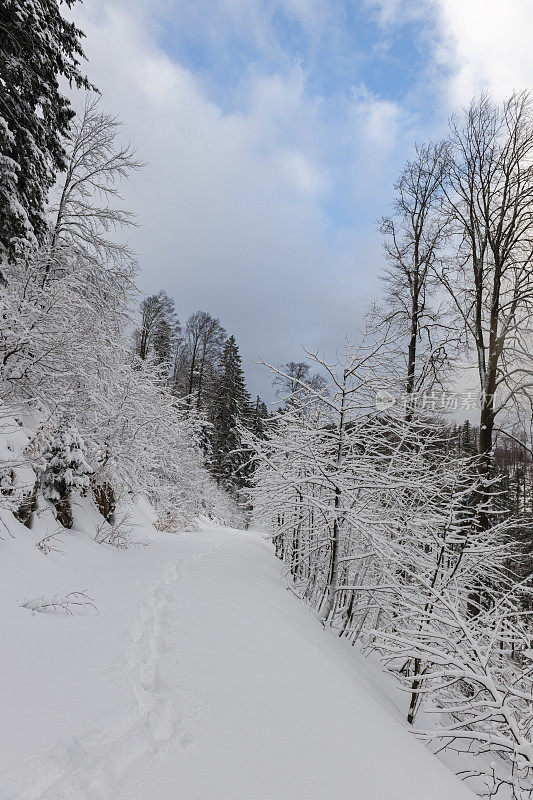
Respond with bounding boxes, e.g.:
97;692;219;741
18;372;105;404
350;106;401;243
461;419;476;454
0;0;92;258
210;336;252;493
41;423;93;529
251;395;269;438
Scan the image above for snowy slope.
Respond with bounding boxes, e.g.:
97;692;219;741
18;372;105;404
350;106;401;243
0;513;476;800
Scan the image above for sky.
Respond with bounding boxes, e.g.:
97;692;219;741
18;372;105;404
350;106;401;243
69;0;533;402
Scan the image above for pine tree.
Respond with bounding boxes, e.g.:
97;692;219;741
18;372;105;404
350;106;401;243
41;424;92;529
461;419;476;454
251;395;269;438
210;336;252;494
0;0;92;259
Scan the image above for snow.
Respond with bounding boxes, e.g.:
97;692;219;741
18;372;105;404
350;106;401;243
0;506;476;800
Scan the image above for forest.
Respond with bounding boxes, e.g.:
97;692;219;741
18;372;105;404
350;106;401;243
1;2;533;799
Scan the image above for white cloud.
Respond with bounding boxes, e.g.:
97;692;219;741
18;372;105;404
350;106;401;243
277;149;326;195
431;0;533;104
365;0;410;27
377;0;533;106
354;91;402;151
366;0;533;109
68;1;408;399
364;0;432;28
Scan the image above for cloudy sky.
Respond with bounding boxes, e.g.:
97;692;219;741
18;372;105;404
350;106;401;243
70;0;533;401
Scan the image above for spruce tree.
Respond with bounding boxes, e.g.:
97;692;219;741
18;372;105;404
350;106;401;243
210;336;252;493
41;424;92;528
0;0;92;258
251;395;269;439
461;419;476;454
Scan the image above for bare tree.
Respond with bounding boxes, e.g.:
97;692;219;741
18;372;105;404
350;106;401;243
379;141;450;407
439;92;533;489
273;361;327;406
135;290;180;367
176;311;226;410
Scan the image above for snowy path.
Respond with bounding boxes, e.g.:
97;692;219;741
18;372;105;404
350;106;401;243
1;523;476;800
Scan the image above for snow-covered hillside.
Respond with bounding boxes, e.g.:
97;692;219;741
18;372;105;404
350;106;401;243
0;509;476;800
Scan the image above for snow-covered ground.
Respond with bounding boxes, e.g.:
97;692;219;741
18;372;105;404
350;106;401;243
0;505;476;800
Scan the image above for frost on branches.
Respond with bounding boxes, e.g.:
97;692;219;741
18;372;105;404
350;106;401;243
0;96;242;533
246;335;533;798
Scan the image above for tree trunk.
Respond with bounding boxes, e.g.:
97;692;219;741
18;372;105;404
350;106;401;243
320;487;341;622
